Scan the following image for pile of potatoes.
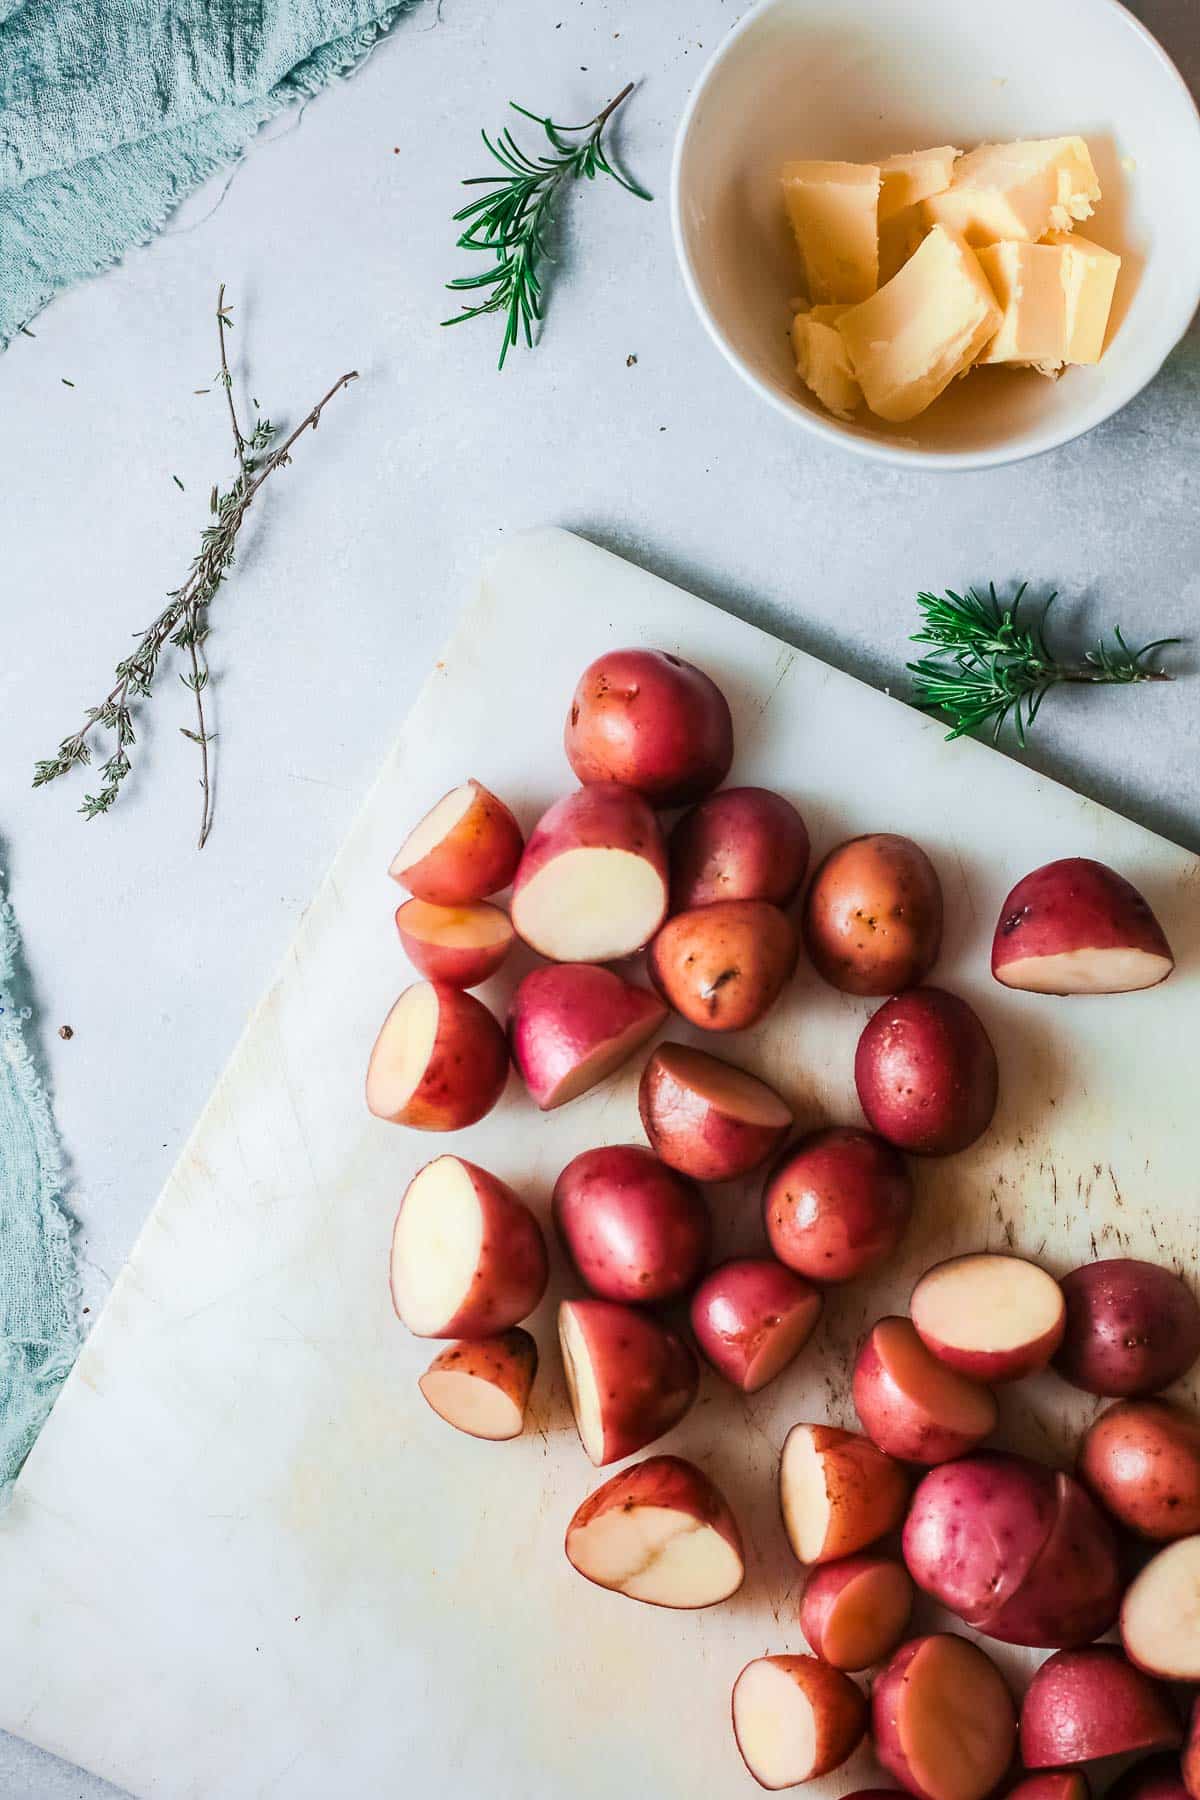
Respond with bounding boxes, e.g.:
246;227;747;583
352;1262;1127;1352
366;645;1195;1798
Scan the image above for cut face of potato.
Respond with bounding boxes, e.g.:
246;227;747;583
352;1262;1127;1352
1122;1536;1200;1679
802;1556;913;1670
394;785;476;868
565;1456;744;1608
559;1300;605;1464
894;1637;1015;1800
395;898;514;987
911;1254;1065;1382
732;1656;867;1789
392;1157;484;1335
368;981;439;1110
515;847;666;962
853;1316;998;1463
418;1329;537;1441
1001;945;1174;994
780;1423;907;1564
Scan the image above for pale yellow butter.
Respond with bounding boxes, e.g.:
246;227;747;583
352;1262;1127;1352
923;137;1101;245
836;225;1003;422
781;160;880;304
791;305;862;419
878;206;928;284
878;145;960;220
976;235;1120;371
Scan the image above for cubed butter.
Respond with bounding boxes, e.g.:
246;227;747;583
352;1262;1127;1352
878;205;928;283
836;225;1003;422
878;145;961;220
791;305;862;419
781;160;880;304
976;234;1120;371
923;137;1101;245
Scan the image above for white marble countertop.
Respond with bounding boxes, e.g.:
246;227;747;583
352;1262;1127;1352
0;1;1196;1793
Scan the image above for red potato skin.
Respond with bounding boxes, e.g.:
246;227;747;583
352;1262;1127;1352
1054;1260;1200;1398
854;987;998;1156
804;833;943;996
552;1145;710;1305
982;1471;1121;1648
991;858;1173;991
560;1299;698;1464
782;1423;910;1564
732;1655;868;1786
1006;1777;1091;1800
394;901;513;988
911;1255;1065;1383
638;1044;792;1181
689;1258;822;1391
800;1554;913;1669
872;1634;1016;1800
853;1318;997;1465
566;1454;743;1604
1020;1648;1181;1769
366;984;509;1130
508;964;666;1110
764;1127;913;1283
418;1328;537;1436
391;1159;548;1338
564;649;734;807
1079;1400;1200;1539
1108;1758;1191;1800
648;900;798;1031
1184;1698;1200;1800
669;787;810;910
392;780;524;904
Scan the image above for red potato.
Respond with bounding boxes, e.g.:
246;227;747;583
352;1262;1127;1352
552;1145;709;1305
1122;1535;1200;1680
511;783;668;962
508;964;666;1111
872;1634;1016;1800
689;1258;822;1393
732;1655;867;1789
763;1127;913;1284
565;1454;744;1607
647;899;798;1031
1079;1399;1200;1539
564;648;734;807
804;833;943;996
669;787;810;910
1054;1260;1200;1398
390;1157;547;1339
1020;1647;1180;1768
992;858;1174;995
639;1042;792;1181
853;1317;997;1464
558;1298;697;1466
911;1253;1065;1383
780;1422;909;1564
394;898;514;988
854;986;998;1156
365;982;509;1130
1006;1777;1091;1800
418;1328;537;1440
800;1554;914;1670
1109;1759;1191;1800
1184;1700;1200;1800
389;779;523;903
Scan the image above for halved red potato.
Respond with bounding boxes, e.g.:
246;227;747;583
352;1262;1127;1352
552;1145;710;1305
689;1258;822;1393
1122;1536;1200;1680
394;898;514;988
417;1328;537;1440
565;1454;743;1607
669;787;810;910
780;1423;909;1565
911;1253;1066;1383
992;858;1174;995
647;900;798;1031
804;833;943;996
1054;1259;1200;1398
638;1042;792;1181
1109;1757;1191;1800
800;1554;914;1671
1006;1774;1091;1800
1183;1696;1200;1800
390;1157;547;1338
853;1317;997;1464
511;783;668;962
365;982;509;1129
564;649;734;807
389;779;523;903
508;964;666;1110
855;987;998;1156
732;1655;867;1789
1020;1647;1180;1768
873;1634;1016;1800
558;1298;698;1466
1079;1399;1200;1539
763;1127;913;1284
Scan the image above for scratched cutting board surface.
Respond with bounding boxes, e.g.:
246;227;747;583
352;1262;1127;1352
2;527;1198;1800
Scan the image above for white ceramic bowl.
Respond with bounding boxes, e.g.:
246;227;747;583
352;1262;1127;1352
671;0;1200;469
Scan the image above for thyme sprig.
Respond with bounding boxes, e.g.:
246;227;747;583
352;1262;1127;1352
33;287;357;847
442;82;650;368
908;584;1179;747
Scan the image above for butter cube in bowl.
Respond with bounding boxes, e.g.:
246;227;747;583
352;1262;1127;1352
670;0;1200;468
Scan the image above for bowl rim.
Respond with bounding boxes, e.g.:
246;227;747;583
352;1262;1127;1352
669;0;1200;472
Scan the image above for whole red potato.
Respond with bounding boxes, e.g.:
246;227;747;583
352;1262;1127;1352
855;986;998;1155
668;787;809;910
689;1258;822;1393
763;1126;913;1283
1054;1259;1200;1397
552;1145;709;1305
804;832;943;996
1079;1399;1200;1539
564;648;733;807
648;899;797;1031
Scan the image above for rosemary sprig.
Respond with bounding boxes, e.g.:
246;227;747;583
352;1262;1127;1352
908;584;1179;747
443;82;650;368
33;287;357;848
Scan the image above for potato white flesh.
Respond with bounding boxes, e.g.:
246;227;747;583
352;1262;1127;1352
661;1044;793;1125
902;1637;1013;1799
781;1428;834;1563
570;1503;743;1606
733;1662;818;1789
559;1303;604;1464
418;1370;523;1440
391;1158;482;1336
391;785;475;873
514;848;666;961
400;899;512;951
1000;946;1173;994
913;1255;1063;1361
1122;1536;1200;1678
365;982;439;1116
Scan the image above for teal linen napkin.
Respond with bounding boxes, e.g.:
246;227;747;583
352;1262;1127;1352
0;872;78;1505
0;0;410;348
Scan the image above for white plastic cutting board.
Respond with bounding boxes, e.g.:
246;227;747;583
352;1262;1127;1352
2;528;1197;1800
